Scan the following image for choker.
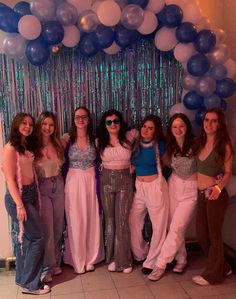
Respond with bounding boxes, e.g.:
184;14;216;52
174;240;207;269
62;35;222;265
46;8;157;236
142;140;152;144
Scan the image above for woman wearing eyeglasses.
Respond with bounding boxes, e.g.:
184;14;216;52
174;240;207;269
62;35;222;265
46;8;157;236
63;106;104;274
97;109;136;273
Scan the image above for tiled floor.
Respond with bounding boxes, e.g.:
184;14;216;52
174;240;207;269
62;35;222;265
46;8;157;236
0;252;235;299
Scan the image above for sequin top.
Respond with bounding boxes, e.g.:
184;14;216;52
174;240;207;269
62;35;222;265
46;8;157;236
68;142;96;170
171;155;197;179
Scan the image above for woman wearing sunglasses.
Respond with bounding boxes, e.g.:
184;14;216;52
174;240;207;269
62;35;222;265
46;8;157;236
97;109;136;273
63;106;104;274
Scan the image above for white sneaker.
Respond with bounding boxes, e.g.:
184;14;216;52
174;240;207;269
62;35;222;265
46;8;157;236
148;267;165;281
173;262;187;274
22;284;51;295
123;267;132;274
86;264;95;272
192;275;210;286
41;273;52;283
53;266;62;276
108;262;116;272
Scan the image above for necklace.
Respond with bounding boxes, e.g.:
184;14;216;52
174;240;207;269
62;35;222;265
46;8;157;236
142;140;152;144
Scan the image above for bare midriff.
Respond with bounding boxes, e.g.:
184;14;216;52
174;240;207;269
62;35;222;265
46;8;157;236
137;174;158;182
197;172;216;190
104;164;130;170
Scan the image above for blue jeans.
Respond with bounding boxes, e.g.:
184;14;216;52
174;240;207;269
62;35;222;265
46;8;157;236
5;183;45;290
39;175;65;274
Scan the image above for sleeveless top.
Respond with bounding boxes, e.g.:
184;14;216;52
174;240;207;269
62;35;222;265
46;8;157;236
101;143;131;167
18;150;34;182
196;148;223;177
171;155;197;179
69;142;96;170
132;141;165;176
34;157;63;179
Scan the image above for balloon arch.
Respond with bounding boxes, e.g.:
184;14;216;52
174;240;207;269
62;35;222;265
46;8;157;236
0;0;236;125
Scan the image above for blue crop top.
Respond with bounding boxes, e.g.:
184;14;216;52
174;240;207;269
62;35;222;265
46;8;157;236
132;141;165;176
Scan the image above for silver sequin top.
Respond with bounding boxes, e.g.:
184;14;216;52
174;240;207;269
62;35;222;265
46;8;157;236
171;155;197;179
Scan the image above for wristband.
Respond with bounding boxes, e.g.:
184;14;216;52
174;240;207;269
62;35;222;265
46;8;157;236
214;184;221;193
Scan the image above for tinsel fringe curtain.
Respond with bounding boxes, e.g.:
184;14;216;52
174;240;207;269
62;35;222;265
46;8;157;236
0;39;182;142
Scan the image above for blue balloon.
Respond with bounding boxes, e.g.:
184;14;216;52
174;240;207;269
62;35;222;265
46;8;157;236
78;33;99;57
115;25;140;48
215;78;236;98
194;30;216;53
42;21;64;45
127;0;148;9
195;107;207;126
26;39;50;66
13;1;31;16
204;94;222;109
209;64;227;81
187;54;210;77
0;3;8;8
176;22;197;43
220;99;227;111
183;91;204;110
0;6;20;33
158;4;183;28
92;25;114;49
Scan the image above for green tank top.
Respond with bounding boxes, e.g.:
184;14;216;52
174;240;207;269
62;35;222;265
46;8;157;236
196;148;223;177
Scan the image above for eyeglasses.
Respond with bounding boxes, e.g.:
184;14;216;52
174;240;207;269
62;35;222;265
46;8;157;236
74;115;88;121
105;118;120;126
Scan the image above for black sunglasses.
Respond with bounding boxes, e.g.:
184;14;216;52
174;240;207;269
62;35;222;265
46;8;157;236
105;118;120;126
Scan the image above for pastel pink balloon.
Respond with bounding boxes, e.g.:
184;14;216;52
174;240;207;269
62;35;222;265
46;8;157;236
174;43;196;63
224;58;236;78
146;0;165;14
67;0;92;15
103;42;120;55
182;3;202;24
138;10;158;35
62;25;80;47
97;1;121;26
155;27;178;51
18;15;42;40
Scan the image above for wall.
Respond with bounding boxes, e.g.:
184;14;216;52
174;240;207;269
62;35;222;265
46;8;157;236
0;0;236;259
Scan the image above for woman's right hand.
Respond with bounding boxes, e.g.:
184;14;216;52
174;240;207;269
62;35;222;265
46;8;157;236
17;206;27;222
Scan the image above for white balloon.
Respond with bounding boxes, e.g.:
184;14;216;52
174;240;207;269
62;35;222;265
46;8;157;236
214;28;227;44
182;3;202;24
97;1;121;26
224;58;236;79
174;43;196;63
137;10;158;35
169;102;197;122
146;0;165;14
103;41;120;55
154;27;178;51
226;175;236;197
18;15;42;40
3;33;26;59
62;25;80;47
67;0;92;15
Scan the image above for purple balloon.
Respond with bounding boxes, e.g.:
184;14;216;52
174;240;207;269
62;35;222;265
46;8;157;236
215;78;236;98
187;53;210;77
196;76;216;97
194;29;216;54
204;94;221;109
195;107;207;126
158;4;183;28
209;64;227;81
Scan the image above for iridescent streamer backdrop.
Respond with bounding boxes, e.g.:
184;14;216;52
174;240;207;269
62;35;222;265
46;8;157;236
0;39;182;142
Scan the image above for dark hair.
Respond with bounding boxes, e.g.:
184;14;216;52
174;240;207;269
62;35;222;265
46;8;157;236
9;113;35;154
133;114;165;155
97;109;129;155
34;111;64;160
166;113;195;158
195;108;233;162
70;106;94;144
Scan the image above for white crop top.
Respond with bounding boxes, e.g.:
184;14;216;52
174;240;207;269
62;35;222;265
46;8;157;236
101;143;132;167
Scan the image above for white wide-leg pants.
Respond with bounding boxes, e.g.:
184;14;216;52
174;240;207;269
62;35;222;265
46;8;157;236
156;174;197;269
129;176;169;269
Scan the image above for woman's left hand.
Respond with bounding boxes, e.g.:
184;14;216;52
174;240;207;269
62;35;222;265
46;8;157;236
208;185;221;200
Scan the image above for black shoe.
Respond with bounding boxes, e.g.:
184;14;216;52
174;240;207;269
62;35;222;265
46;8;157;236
133;259;145;265
142;267;153;275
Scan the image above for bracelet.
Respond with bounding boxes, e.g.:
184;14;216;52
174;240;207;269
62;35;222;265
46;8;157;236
214;184;222;193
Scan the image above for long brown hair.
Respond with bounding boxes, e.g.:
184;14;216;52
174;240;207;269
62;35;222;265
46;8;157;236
195;108;233;162
35;111;64;161
9;113;36;154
